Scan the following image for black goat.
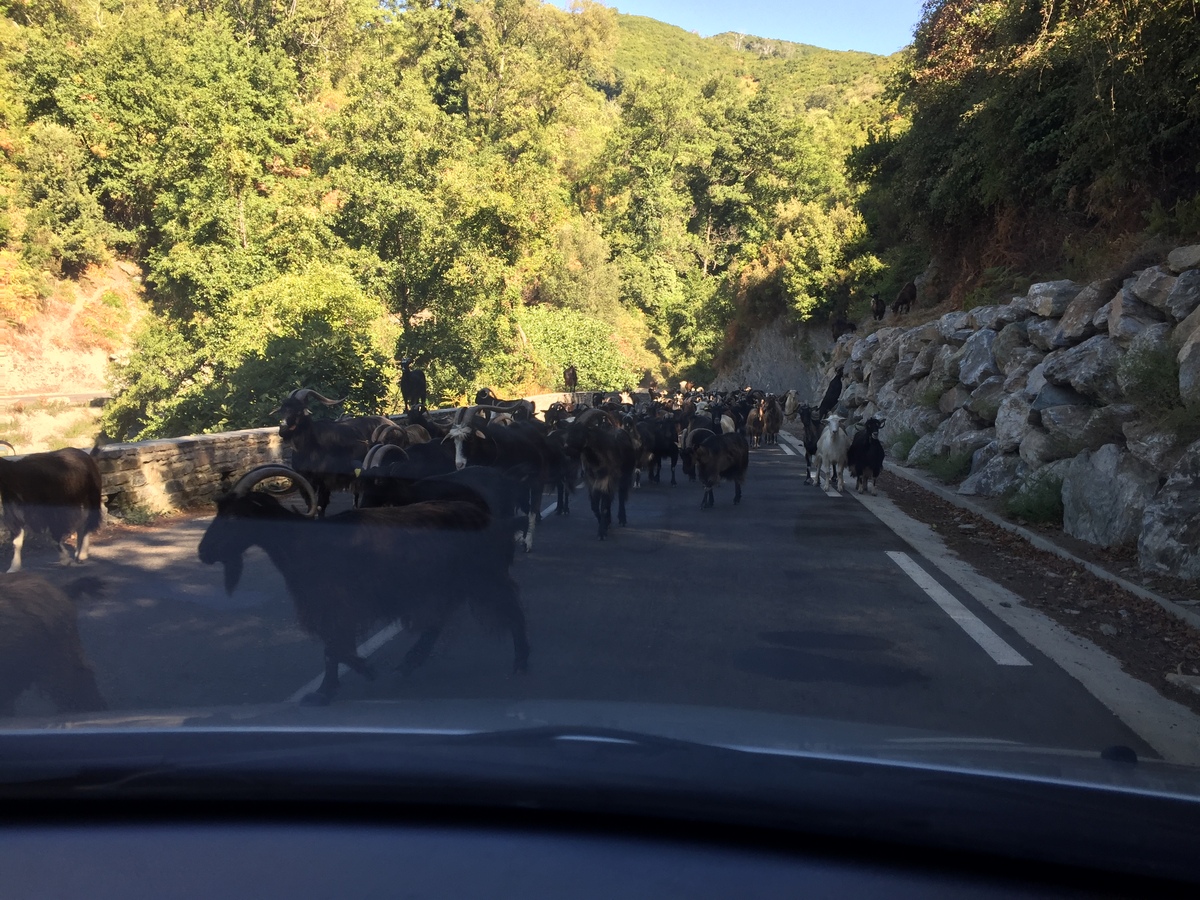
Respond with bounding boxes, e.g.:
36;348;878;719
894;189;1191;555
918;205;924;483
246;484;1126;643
797;405;822;485
443;407;549;551
893;281;916;315
564;409;634;540
680;426;714;483
545;428;580;515
563;365;578;392
400;358;428;412
816;367;844;422
694;432;749;509
198;465;529;705
831;315;858;339
871;292;886;321
847;416;886;494
273;388;387;517
0;572;106;714
0;443;102;573
761;395;782;446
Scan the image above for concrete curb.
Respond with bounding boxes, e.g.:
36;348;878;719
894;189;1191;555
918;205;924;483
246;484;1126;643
885;463;1200;634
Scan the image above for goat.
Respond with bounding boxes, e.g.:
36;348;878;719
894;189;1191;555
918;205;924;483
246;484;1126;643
815;413;852;492
399;358;428;412
443;407;549;552
0;573;106;714
680;426;714;483
0;443;102;574
473;390;536;422
871;292;886;321
563;365;578;392
761;395;783;446
847;416;886;494
545;428;580;515
198;465;529;705
831;314;858;340
408;406;452;440
745;403;764;448
816;367;844;422
797;405;822;484
782;390;800;422
273;388;387;518
893;281;916;315
563;409;634;540
694;432;749;509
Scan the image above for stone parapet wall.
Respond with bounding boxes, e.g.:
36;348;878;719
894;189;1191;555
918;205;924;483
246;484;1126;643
94;427;284;512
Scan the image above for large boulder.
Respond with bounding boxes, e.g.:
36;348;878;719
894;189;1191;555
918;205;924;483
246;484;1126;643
1027;318;1062;351
957;453;1029;497
994;394;1033;452
879;406;945;446
992;303;1032;329
1179;329;1200;409
936;311;974;344
938;384;973;415
992;321;1031;372
1139;439;1200;578
906;431;941;465
949;427;996;458
966;376;1006;424
935;408;983;455
1013;280;1082;317
928;343;961;385
1167;244;1200;273
956;329;999;387
1130;265;1178;312
1052;279;1114;347
1064;445;1159;547
1029;382;1090;412
1123;419;1185;471
1041;335;1123;403
1039;404;1127;457
1166;269;1200;322
1021;360;1048;400
969;439;1002;475
1019;427;1073;468
1109;287;1166;345
963;305;1003;331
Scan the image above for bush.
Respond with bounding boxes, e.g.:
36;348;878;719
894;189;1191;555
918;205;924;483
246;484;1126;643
516;304;640;393
1004;470;1064;526
1118;344;1200;444
890;428;919;461
924;450;972;483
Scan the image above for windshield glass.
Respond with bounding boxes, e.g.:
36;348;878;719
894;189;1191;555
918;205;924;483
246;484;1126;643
1;0;1199;816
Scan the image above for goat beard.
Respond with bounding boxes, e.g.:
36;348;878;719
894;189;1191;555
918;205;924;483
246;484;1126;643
222;555;244;595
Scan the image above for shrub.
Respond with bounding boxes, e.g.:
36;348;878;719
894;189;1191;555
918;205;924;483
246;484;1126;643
1118;344;1200;444
924;450;972;483
1004;470;1064;526
891;428;919;461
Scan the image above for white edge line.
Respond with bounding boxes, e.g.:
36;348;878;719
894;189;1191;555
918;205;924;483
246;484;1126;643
286;621;405;703
778;443;796;456
887;550;1030;666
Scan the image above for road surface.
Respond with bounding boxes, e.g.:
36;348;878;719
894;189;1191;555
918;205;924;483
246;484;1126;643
8;437;1154;756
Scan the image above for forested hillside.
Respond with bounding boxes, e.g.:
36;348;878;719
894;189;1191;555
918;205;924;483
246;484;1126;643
0;0;894;440
852;0;1200;305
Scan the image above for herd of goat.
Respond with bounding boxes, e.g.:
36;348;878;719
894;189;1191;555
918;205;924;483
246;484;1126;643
0;377;886;709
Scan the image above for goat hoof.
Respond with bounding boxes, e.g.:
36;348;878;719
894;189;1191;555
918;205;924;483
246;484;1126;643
300;692;332;707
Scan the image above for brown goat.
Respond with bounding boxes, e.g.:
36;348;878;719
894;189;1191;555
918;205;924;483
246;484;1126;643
0;573;106;715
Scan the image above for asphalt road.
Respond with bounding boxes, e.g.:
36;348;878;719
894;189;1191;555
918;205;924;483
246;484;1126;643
9;440;1152;756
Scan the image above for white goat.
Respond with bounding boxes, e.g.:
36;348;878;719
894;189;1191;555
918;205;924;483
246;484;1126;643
815;413;851;492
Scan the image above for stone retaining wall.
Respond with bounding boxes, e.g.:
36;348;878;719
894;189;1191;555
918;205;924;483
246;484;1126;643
95;427;285;513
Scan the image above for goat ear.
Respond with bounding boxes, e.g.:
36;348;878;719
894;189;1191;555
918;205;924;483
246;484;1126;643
354;468;361;477
474;429;486;439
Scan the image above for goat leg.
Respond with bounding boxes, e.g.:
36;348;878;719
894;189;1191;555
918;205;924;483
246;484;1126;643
397;625;444;676
301;651;341;706
5;526;24;573
734;480;743;505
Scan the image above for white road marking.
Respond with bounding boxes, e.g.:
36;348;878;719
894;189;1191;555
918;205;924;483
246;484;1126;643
886;550;1030;667
287;621;405;703
541;501;557;517
823;488;842;498
778;442;795;456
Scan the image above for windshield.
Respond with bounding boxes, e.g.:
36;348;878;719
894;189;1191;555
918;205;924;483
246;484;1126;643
1;0;1199;855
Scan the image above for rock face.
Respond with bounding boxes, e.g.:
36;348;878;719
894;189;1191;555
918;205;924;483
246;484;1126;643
1062;445;1159;547
791;244;1200;578
1139;440;1200;578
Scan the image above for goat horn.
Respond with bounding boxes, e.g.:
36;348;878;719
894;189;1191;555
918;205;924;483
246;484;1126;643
291;388;343;407
230;465;319;518
0;439;15;455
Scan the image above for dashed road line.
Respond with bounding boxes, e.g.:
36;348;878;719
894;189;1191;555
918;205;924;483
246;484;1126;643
887;550;1031;667
778;442;795;456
